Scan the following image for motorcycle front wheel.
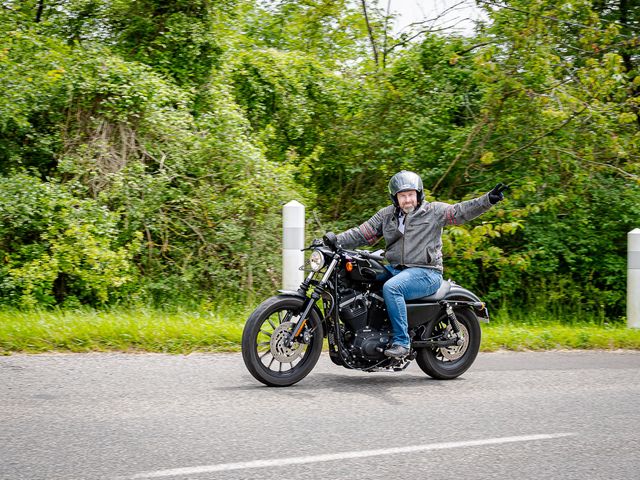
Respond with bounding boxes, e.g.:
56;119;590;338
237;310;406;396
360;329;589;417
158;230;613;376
415;308;481;380
242;295;324;387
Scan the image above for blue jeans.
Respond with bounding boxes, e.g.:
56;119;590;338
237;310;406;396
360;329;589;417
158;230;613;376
382;266;443;348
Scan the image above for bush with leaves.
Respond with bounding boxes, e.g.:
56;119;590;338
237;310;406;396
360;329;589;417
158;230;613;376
0;174;141;307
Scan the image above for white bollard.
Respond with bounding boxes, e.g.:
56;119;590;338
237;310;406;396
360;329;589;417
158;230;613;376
283;200;305;291
629;228;640;328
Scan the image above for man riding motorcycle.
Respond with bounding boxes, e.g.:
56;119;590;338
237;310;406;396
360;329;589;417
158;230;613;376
335;171;508;358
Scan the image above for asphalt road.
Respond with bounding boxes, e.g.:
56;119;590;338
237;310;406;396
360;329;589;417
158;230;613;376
1;351;639;480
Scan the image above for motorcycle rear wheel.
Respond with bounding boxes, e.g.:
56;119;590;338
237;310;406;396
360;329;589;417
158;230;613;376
242;295;324;387
415;308;481;380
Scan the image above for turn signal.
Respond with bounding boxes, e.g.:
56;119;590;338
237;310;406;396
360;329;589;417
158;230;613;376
345;261;354;272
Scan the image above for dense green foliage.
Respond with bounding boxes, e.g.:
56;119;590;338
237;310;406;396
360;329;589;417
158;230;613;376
0;0;638;319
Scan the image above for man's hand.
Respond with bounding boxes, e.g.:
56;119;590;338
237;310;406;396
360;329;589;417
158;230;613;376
322;232;338;250
488;183;509;204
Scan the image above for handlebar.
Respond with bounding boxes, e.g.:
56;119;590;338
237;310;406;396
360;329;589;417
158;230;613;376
353;249;385;262
311;232;385;263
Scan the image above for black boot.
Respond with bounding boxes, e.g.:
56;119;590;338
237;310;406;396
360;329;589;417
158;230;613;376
384;344;409;358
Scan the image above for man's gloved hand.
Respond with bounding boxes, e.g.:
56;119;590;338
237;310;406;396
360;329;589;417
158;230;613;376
322;232;338;250
488;183;509;204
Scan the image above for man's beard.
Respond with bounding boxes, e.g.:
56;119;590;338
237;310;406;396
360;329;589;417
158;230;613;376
401;204;415;214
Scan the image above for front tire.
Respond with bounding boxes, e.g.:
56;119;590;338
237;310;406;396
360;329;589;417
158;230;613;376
415;308;481;380
242;295;324;387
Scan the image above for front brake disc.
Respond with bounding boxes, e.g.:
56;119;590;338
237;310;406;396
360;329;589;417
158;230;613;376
270;321;305;363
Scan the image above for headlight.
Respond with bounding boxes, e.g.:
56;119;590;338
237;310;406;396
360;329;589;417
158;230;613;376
309;250;325;272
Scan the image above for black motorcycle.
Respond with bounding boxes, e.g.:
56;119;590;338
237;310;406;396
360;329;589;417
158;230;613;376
242;232;489;387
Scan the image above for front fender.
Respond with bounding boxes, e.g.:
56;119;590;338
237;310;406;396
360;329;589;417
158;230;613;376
275;291;328;336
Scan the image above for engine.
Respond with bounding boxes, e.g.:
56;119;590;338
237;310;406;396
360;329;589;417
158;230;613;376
338;289;368;331
339;288;392;360
350;328;393;360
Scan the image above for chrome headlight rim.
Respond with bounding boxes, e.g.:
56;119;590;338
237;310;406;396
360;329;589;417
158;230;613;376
309;249;325;272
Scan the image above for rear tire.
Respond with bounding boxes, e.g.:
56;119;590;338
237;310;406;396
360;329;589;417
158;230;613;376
242;295;323;387
415;308;481;380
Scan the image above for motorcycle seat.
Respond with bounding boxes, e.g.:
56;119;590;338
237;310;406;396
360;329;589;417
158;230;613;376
407;280;452;303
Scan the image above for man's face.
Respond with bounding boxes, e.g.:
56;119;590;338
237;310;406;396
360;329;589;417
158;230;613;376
397;190;418;213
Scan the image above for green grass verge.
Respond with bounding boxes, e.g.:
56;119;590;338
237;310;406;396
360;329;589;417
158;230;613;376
0;308;246;354
481;323;640;351
1;308;639;354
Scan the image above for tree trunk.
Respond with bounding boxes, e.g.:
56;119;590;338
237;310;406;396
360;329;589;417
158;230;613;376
35;0;45;23
361;0;379;67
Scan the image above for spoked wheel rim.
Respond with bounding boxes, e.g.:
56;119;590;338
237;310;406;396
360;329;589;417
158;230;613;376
243;295;324;386
255;308;314;376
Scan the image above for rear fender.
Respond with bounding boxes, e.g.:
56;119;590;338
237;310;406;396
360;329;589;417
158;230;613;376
444;286;490;323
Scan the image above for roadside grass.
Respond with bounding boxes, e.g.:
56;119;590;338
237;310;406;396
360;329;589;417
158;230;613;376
1;306;639;355
482;306;640;351
0;307;247;355
482;323;640;351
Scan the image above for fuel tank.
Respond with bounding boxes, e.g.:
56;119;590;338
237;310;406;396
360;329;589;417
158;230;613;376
345;256;388;283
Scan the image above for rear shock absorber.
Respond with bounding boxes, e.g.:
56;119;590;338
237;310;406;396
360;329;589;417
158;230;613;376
444;302;464;346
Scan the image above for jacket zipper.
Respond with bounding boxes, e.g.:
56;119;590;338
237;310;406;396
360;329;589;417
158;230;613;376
401;212;411;265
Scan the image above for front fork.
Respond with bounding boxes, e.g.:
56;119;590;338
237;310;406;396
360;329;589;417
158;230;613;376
286;256;339;347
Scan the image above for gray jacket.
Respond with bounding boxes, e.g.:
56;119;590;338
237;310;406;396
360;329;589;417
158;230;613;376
336;193;494;272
